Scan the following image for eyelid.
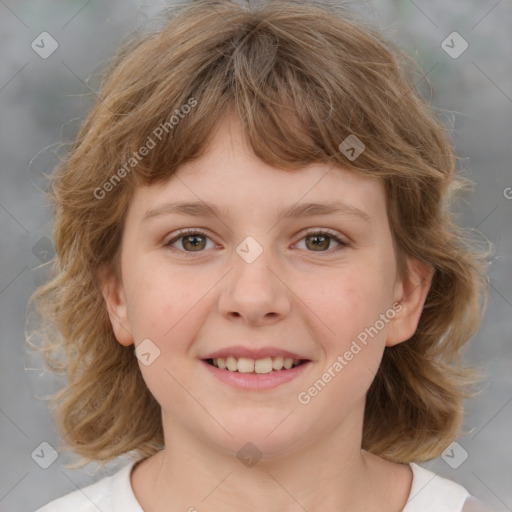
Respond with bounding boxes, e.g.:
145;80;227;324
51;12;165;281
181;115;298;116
300;227;350;244
163;228;217;249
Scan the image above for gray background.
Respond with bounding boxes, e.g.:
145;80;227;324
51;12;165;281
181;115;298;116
1;0;511;511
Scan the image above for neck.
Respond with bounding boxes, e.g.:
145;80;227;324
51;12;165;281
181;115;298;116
131;402;412;512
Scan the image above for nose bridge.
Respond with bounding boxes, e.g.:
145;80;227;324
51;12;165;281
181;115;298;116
232;234;278;291
218;234;291;322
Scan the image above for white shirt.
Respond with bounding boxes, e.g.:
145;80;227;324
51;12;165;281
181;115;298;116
33;461;494;511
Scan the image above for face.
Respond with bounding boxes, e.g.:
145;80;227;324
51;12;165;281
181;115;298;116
102;114;431;459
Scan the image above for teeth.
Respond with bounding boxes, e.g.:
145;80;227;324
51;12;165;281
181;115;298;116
237;357;255;373
272;356;283;370
210;356;303;373
254;357;273;374
226;356;238;372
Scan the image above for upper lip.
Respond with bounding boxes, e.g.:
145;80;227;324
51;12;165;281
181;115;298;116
202;345;310;361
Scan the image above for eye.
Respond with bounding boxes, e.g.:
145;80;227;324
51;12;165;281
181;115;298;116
163;229;216;254
295;229;350;253
163;228;350;256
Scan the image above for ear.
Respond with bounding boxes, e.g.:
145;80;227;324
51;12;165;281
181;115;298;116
386;257;434;347
97;264;134;347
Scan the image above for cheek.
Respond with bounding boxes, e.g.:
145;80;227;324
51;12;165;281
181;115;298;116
124;261;206;413
306;259;396;399
298;280;390;417
312;265;393;342
123;260;213;409
124;257;198;340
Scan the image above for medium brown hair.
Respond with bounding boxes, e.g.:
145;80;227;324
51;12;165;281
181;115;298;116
27;0;490;468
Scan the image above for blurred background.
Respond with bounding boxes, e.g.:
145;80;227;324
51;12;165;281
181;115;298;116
1;0;511;510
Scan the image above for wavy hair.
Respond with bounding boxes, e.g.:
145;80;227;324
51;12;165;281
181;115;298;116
26;0;490;468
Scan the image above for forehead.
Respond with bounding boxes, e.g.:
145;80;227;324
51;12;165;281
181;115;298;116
127;114;387;225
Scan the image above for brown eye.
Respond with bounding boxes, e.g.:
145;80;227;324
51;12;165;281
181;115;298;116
164;229;214;254
305;233;331;251
296;230;349;253
181;234;207;251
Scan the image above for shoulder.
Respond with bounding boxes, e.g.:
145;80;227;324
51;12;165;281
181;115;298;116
32;461;142;512
403;463;494;512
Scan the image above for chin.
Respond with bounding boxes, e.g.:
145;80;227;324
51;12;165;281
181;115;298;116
205;415;307;459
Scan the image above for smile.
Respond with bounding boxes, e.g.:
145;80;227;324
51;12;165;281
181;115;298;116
201;358;312;391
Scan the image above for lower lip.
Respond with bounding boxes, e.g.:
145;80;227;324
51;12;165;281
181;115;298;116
201;360;312;390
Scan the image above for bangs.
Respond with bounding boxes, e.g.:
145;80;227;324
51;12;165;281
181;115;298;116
99;1;439;192
117;32;351;186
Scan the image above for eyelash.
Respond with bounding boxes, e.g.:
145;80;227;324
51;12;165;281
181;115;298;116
163;228;351;256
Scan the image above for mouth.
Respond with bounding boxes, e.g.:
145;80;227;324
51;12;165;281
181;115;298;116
203;356;308;373
201;356;312;391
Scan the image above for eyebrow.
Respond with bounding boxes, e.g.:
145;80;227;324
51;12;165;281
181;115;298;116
141;200;371;223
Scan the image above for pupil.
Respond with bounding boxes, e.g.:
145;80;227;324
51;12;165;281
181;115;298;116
309;234;328;250
185;235;204;250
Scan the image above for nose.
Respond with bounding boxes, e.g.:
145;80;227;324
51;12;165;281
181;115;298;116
217;239;292;326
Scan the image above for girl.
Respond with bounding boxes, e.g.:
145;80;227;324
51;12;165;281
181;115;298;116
29;1;494;510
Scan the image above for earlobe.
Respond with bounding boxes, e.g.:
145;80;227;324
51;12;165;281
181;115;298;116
386;257;434;347
97;265;134;347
